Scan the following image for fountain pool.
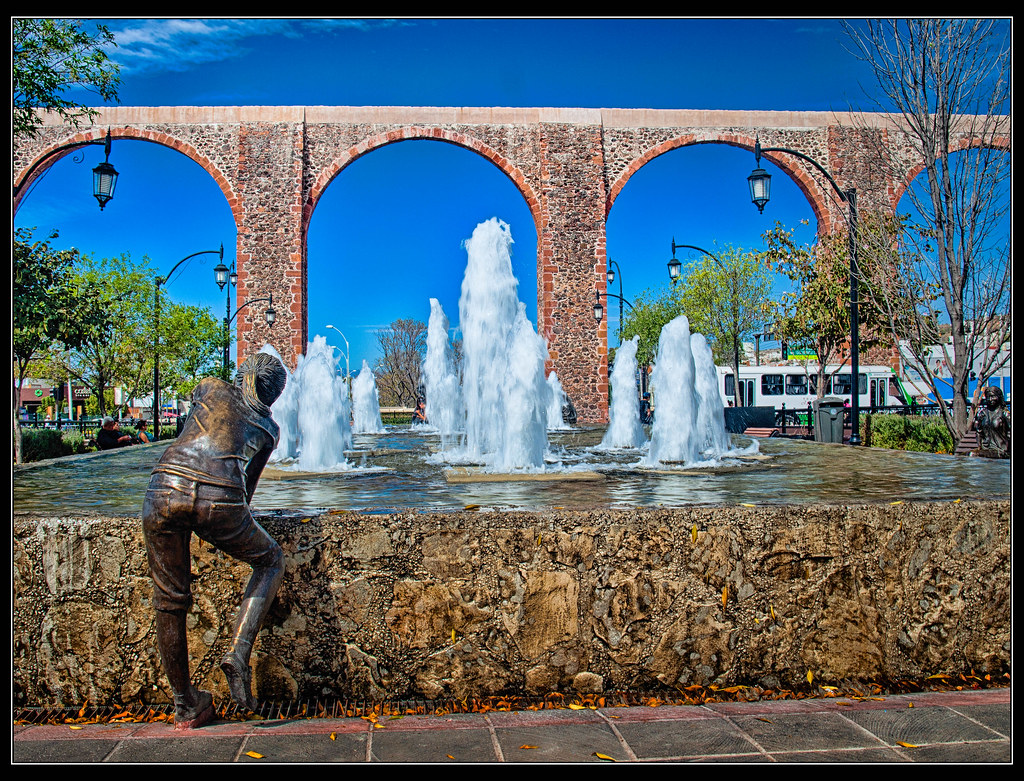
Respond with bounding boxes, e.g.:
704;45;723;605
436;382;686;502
12;427;1010;516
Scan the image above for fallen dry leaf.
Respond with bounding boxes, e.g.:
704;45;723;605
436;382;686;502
245;751;264;759
896;741;918;748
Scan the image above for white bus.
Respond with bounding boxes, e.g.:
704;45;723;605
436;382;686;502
717;364;910;424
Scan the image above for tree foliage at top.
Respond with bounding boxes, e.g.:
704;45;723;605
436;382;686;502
13;18;121;138
620;246;776;391
12;226;109;462
841;18;1011;445
673;247;776;369
760;218;895;397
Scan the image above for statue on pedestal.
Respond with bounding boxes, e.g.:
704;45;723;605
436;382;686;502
142;352;287;729
973;385;1010;459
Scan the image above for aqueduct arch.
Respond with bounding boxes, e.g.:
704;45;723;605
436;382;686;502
14;106;1004;423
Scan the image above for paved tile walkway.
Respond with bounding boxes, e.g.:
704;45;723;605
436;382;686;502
13;688;1010;763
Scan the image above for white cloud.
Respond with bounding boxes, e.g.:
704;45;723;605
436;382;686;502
101;18;408;75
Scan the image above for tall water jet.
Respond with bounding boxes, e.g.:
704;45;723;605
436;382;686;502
691;333;732;456
422;298;463;447
644;315;729;466
546;371;571;431
262;344;300;462
496;303;549;471
351;360;386;434
455;218;548;470
295;335;352;471
599;336;646;449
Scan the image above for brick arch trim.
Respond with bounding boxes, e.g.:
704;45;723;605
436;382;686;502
891;134;1011;208
606;133;833;232
302;127;543;238
14;127;242;224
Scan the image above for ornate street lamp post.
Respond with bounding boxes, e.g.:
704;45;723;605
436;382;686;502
224;295;277;376
605;259;626;345
153;245;224;440
746;136;861;444
14;129;119;209
214;253;239;378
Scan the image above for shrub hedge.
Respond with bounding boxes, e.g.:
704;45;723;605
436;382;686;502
864;413;953;454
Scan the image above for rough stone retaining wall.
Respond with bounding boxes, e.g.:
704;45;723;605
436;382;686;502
13;501;1010;708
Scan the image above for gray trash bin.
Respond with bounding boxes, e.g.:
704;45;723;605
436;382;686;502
813;396;847;443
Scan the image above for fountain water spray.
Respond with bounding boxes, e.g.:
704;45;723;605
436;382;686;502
422;298;463;448
261;344;299;462
297;335;352;470
449;218;549;471
598;336;646;449
351;360;386;434
644;315;730;466
546;371;571;431
266;335;352;470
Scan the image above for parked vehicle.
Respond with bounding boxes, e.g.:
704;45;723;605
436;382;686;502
716;364;910;424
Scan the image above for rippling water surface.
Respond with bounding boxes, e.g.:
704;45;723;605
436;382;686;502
13;426;1010;515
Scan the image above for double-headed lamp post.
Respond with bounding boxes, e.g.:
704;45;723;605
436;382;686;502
605;259;626;344
153;245;224;440
224;295;277;376
213;255;239;378
668;240;742;408
746;136;861;445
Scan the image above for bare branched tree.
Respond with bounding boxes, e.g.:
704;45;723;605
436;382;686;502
842;19;1011;446
374;319;427;407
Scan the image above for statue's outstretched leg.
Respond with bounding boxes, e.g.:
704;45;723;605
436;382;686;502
155;609;214;730
220;548;284;711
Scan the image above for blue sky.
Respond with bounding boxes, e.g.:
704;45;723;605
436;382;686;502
14;17;979;372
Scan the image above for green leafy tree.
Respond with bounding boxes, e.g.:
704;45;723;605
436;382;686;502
760;221;893;399
842;18;1011;447
674;247;776;404
13;18;121;139
618;290;680;372
160;305;228;400
621;246;775;406
12;227;107;463
50;252;156;418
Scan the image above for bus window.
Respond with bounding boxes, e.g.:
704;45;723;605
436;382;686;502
810;374;819;395
832;373;867;396
724;374;734;398
761;374;784;396
785;374;808;395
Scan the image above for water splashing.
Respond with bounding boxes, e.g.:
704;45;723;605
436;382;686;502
546;371;571;431
644;315;730;466
422;298;463;448
351;360;385;434
599;336;646;449
449;218;549;471
292;335;352;471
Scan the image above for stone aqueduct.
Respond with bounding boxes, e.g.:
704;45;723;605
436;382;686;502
13;106;1002;423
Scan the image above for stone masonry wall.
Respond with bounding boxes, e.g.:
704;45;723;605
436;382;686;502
13;501;1010;708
